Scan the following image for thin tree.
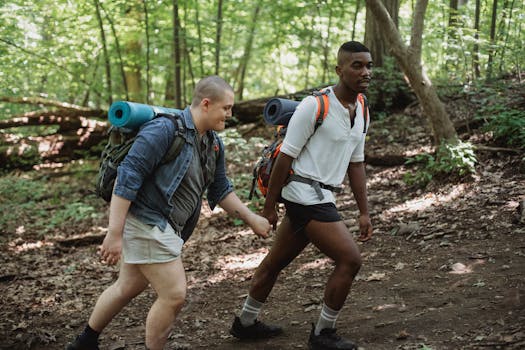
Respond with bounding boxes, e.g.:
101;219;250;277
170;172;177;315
98;2;129;101
215;0;223;75
194;1;205;77
498;0;516;73
142;0;151;104
320;3;334;84
173;0;182;107
233;1;262;100
365;0;458;144
351;0;361;41
472;0;481;78
93;0;112;105
486;0;498;80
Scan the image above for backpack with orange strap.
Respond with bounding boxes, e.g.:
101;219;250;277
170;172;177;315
249;89;369;200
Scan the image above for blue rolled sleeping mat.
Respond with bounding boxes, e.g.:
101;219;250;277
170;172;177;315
108;101;182;130
263;98;300;126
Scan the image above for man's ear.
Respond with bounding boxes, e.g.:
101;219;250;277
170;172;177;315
335;65;342;77
201;97;211;111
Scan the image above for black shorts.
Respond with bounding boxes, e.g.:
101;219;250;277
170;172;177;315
282;199;342;234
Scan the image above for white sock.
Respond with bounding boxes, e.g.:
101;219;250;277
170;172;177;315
239;295;263;327
315;302;340;335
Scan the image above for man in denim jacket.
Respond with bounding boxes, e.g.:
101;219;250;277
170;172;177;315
67;76;271;350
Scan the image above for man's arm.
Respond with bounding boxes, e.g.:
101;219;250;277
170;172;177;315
100;193;131;265
218;192;271;238
263;152;294;229
347;161;373;242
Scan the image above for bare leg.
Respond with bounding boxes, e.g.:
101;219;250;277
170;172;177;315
249;216;310;302
88;262;149;332
304;220;362;310
139;258;186;350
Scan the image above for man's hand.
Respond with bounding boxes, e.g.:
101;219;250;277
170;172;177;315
247;213;271;238
262;206;279;231
357;214;373;242
99;231;122;265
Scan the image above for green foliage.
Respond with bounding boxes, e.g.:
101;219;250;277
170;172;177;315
218;128;266;209
477;106;525;149
0;163;105;237
404;141;477;187
368;56;411;112
1;0;521;112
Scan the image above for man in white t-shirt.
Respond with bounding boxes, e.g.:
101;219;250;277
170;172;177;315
230;41;374;350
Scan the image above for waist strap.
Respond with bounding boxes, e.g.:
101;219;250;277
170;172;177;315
287;174;342;200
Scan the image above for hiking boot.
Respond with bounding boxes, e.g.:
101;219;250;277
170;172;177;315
229;316;283;340
308;324;357;350
65;336;99;350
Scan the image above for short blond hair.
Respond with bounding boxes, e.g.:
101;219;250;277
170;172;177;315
191;75;233;107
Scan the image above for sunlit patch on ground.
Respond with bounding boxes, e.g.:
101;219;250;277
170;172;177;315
383;183;468;215
8;239;54;252
214;248;268;272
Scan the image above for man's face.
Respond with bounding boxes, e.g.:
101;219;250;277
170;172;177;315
205;90;234;131
336;52;373;94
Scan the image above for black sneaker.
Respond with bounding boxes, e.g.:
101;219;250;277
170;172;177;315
308;324;357;350
65;336;99;350
229;316;283;340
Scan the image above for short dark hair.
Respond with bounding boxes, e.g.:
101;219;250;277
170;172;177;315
191;75;233;107
339;41;370;54
337;41;370;65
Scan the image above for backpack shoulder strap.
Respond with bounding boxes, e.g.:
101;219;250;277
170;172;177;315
357;93;369;133
156;113;186;164
312;89;330;131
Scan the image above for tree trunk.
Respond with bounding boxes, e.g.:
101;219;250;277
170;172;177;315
93;0;112;105
215;0;223;75
365;0;457;144
364;0;399;67
143;0;151;104
486;0;498;80
498;0;516;73
98;1;129;101
473;0;481;78
321;5;334;83
351;0;361;41
173;0;182;108
194;1;205;77
234;1;261;101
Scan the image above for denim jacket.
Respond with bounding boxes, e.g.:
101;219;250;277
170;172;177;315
114;106;233;232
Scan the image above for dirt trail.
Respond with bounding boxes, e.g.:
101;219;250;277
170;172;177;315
1;150;524;350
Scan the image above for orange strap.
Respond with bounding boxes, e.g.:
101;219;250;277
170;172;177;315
315;92;330;121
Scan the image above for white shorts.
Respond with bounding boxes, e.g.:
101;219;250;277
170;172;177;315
122;214;183;264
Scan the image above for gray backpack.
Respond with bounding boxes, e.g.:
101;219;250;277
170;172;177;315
95;114;185;202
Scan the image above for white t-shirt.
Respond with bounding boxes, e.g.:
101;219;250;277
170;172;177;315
280;87;368;205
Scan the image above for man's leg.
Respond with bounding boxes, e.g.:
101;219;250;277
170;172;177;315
230;216;309;340
138;258;186;350
89;263;150;331
67;263;149;350
305;220;361;311
305;220;361;349
249;216;310;302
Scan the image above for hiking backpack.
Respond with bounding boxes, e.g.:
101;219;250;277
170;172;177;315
248;90;369;200
95;113;186;202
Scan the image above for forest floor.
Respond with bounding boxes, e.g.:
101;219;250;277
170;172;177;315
1;89;524;350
